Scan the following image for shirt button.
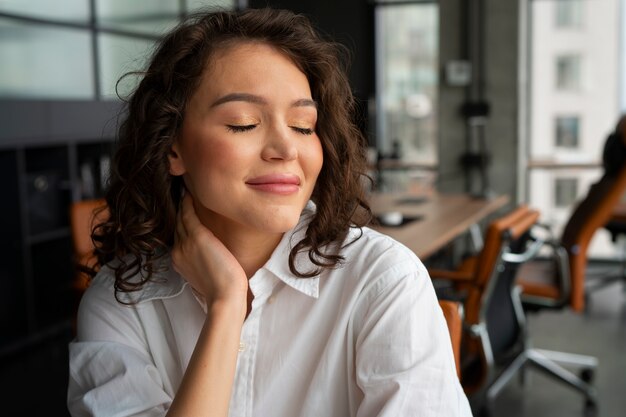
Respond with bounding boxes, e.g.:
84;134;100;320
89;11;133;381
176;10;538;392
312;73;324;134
239;342;246;352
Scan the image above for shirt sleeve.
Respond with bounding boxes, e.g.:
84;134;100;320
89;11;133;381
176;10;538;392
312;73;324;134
68;277;172;417
353;259;473;417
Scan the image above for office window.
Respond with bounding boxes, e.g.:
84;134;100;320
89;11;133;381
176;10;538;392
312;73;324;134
527;0;620;257
98;34;155;99
96;0;181;36
556;54;581;90
187;0;237;13
554;178;578;207
555;116;580;148
0;0;238;100
375;2;439;165
0;0;89;23
555;0;583;28
0;18;94;99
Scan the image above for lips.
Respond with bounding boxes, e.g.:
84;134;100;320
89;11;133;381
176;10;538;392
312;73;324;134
245;174;301;195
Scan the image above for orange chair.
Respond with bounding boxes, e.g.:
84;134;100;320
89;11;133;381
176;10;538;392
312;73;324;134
520;116;626;312
69;198;108;293
439;300;463;378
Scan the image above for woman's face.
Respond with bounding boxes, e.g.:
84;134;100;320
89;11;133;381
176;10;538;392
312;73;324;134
169;42;323;235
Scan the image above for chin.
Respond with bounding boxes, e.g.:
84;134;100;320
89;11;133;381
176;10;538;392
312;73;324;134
254;209;302;233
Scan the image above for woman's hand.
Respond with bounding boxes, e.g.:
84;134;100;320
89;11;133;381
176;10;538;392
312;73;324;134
167;192;248;417
171;192;248;315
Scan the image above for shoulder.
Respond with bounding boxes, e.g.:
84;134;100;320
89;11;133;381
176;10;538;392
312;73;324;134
343;226;424;273
81;254;187;309
76;255;188;344
333;226;430;296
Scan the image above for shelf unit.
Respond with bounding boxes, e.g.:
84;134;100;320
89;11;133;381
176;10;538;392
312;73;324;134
0;100;120;355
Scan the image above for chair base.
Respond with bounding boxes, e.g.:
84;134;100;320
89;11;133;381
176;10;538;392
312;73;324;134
476;347;598;417
585;266;626;310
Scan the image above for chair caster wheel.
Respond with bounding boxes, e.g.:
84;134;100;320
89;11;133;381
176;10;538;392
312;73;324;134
584;399;597;417
580;368;594;383
477;407;491;417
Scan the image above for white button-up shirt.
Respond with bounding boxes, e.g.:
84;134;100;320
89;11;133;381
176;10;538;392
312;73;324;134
68;207;472;417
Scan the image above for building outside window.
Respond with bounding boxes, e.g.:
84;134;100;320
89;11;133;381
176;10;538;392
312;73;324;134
527;0;621;258
555;54;581;91
554;177;578;207
555;115;580;148
555;0;583;28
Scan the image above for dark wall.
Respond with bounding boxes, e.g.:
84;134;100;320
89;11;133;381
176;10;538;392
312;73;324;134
248;0;376;137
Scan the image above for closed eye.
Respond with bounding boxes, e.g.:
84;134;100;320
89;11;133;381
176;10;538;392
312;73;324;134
291;126;315;135
226;124;257;133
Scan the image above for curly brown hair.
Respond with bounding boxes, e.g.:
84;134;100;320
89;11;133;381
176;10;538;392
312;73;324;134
91;8;372;297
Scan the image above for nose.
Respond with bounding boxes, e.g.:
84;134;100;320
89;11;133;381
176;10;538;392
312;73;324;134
261;124;298;162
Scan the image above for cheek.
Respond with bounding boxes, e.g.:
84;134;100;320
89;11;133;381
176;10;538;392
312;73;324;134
186;137;251;175
304;138;324;178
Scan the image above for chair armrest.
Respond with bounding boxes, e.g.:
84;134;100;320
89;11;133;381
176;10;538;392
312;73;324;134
428;269;474;282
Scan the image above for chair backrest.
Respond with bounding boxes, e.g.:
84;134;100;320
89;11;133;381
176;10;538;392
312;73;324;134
464;205;539;325
69;198;108;291
439;300;463;378
560;117;626;311
460;205;541;391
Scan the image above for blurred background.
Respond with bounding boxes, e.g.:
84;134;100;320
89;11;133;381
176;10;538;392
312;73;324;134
0;0;625;416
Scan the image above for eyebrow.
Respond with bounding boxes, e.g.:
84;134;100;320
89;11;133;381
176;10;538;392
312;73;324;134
211;93;317;109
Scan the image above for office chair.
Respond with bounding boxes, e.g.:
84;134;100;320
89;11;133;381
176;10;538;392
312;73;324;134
544;116;626;312
439;300;463;378
599;202;626;292
429;205;598;416
69;198;107;294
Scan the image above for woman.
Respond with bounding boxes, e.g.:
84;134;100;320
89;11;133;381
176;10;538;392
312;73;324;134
68;8;471;417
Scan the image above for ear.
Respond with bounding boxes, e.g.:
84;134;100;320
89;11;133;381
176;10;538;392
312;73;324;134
168;141;186;176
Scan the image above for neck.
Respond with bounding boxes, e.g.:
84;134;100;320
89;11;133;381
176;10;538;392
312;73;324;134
204;216;284;279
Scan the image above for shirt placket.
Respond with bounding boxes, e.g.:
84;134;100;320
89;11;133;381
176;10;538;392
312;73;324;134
228;272;274;417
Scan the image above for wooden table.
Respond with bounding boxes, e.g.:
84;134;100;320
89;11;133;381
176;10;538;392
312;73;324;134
369;192;510;259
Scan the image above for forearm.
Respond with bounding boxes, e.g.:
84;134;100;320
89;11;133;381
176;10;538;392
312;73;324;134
166;300;245;417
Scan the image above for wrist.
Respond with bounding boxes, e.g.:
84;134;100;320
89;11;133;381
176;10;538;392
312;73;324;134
209;297;247;323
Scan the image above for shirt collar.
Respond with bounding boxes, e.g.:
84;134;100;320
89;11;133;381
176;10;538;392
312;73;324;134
120;201;321;304
114;256;188;304
260;201;320;299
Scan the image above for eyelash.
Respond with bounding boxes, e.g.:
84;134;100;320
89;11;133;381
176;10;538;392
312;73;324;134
226;125;315;135
227;124;256;133
292;127;315;135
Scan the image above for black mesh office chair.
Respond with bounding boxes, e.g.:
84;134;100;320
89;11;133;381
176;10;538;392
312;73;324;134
430;206;598;416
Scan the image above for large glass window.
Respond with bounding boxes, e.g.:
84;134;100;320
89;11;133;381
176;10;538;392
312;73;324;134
526;0;621;258
98;34;155;99
0;0;238;100
375;1;439;166
0;18;94;99
96;0;181;36
0;0;90;23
